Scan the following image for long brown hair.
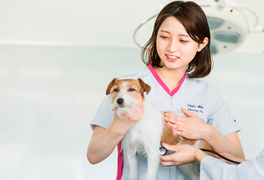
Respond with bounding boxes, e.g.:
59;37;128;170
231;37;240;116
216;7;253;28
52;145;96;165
141;1;212;78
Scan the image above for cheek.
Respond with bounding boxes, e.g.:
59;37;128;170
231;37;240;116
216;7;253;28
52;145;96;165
110;93;118;104
181;44;198;60
130;91;139;99
156;39;166;56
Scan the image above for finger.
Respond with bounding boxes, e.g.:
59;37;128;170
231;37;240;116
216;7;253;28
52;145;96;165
169;122;186;133
160;159;174;166
164;112;171;117
134;93;142;106
164;113;174;123
135;101;144;111
160;159;175;166
215;154;220;159
172;129;186;137
160;153;175;163
165;113;184;121
160;149;182;166
135;95;144;111
133;106;144;120
172;120;186;128
170;120;186;130
167;122;179;130
160;154;172;161
214;154;226;161
162;143;179;152
181;107;198;117
218;153;227;157
138;93;143;102
165;114;184;124
164;117;177;125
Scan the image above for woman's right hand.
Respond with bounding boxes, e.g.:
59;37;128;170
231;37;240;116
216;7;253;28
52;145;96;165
111;93;144;135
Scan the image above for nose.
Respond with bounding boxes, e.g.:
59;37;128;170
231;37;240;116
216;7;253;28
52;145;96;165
167;39;178;52
117;98;124;105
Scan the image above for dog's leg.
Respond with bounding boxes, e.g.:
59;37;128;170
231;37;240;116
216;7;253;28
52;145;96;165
125;146;139;180
144;148;160;180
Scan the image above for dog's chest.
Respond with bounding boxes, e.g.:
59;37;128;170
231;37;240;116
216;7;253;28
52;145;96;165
122;103;164;153
124;120;147;141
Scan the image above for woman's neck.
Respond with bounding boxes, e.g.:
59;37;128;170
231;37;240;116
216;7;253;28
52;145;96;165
155;67;186;93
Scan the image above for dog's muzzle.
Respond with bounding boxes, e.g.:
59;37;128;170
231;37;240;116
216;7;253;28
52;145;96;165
117;98;125;107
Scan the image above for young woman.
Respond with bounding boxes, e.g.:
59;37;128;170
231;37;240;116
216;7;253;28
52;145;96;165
87;1;244;179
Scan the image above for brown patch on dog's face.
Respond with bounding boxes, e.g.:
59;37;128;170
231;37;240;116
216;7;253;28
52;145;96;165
112;79;142;103
106;78;151;104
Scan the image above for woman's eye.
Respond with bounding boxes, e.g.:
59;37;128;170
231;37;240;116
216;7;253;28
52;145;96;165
128;88;135;92
161;36;168;39
180;40;188;43
113;88;119;92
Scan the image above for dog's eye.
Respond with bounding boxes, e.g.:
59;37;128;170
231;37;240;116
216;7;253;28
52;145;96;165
128;88;135;92
113;88;119;92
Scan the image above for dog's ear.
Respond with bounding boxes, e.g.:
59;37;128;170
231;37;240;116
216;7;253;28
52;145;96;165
106;78;117;95
138;78;151;95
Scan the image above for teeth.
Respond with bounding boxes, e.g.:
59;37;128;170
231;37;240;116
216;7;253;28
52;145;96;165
167;55;178;59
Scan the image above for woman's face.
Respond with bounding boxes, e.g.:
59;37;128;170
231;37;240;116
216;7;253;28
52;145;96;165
156;16;207;72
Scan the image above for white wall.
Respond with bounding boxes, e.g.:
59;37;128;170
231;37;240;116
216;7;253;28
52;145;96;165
0;45;143;180
0;0;263;53
0;45;263;180
205;53;264;158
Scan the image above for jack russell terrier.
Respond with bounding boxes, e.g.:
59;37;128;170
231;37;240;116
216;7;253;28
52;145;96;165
106;78;213;180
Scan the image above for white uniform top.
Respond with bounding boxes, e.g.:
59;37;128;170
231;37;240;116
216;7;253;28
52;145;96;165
91;65;241;180
200;148;264;180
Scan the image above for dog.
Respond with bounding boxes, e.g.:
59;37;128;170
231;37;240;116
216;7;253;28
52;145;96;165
106;78;213;180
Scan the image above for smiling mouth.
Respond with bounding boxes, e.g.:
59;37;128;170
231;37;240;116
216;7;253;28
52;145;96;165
166;54;179;59
166;54;179;61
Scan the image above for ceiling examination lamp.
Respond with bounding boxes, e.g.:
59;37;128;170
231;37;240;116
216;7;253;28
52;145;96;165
133;0;264;55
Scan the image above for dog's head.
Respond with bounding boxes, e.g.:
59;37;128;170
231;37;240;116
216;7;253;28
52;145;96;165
106;78;151;116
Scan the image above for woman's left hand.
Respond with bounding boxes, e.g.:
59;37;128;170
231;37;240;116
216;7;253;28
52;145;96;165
160;144;196;166
165;107;211;140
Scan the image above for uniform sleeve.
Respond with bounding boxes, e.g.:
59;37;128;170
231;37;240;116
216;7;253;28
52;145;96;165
90;95;114;130
207;92;240;136
200;149;264;180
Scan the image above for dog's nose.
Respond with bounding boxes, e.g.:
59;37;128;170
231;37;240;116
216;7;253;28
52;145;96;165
117;98;124;105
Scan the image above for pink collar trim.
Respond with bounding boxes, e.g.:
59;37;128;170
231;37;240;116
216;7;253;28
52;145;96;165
148;64;186;96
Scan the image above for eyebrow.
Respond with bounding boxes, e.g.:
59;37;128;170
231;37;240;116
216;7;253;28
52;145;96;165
159;30;189;37
178;34;189;37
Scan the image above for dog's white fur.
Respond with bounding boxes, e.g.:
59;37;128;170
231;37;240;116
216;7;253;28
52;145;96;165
121;102;164;180
107;78;210;180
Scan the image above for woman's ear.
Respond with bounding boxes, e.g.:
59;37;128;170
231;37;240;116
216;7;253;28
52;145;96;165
198;37;209;52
